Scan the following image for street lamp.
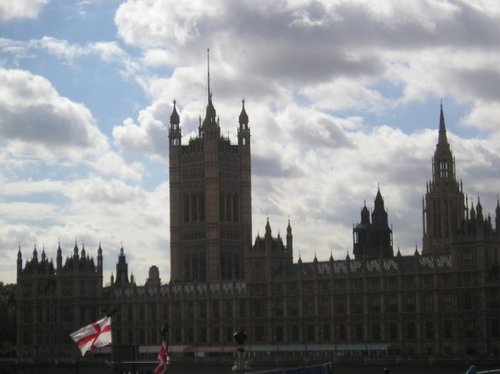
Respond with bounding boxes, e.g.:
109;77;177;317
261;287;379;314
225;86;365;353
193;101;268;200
232;329;249;372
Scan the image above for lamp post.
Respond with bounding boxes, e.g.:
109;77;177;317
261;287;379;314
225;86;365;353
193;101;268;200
232;329;248;372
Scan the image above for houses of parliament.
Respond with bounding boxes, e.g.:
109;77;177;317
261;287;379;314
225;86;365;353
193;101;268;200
15;84;500;361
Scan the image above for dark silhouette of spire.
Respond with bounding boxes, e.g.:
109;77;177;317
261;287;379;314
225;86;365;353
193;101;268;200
116;245;130;286
239;98;248;125
374;187;385;212
361;200;370;225
495;199;500;234
422;103;466;255
286;218;293;252
17;245;22;273
265;217;272;238
438;101;449;147
476;197;483;221
170;99;179;125
169;99;181;147
33;244;38;261
372;186;388;227
353;187;393;259
56;241;62;270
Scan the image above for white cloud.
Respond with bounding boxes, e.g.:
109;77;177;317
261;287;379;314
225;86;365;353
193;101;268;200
0;0;48;21
0;68;144;181
462;101;500;135
115;0;223;48
112;100;169;159
113;0;500;111
0;178;170;284
2;0;500;285
0;68;108;156
0;37;138;78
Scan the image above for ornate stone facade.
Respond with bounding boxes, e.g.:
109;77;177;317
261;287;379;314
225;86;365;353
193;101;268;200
16;97;500;361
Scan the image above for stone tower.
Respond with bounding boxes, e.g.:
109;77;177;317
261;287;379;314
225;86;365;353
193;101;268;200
169;59;251;283
353;188;393;259
422;104;466;255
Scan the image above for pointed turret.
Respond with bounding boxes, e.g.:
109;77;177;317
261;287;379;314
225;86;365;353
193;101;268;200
361;200;370;225
238;98;251;148
97;242;103;275
470;202;476;221
170;99;179;125
201;93;219;132
73;240;79;258
265;218;272;239
32;244;38;262
239;98;248;126
372;187;388;227
286;219;293;253
169;99;182;147
56;241;62;270
17;245;22;273
496;199;500;234
115;245;130;286
476;197;483;222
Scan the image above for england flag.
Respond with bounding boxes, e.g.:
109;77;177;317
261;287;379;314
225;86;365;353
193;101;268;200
70;316;112;356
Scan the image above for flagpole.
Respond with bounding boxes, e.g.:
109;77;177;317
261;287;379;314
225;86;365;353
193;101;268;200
160;322;169;372
105;308;117;374
155;322;169;374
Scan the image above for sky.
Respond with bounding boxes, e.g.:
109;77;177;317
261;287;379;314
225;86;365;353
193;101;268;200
1;0;500;285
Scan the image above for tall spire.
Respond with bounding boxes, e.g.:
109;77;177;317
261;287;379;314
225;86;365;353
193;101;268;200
438;100;448;146
202;48;217;129
432;102;454;181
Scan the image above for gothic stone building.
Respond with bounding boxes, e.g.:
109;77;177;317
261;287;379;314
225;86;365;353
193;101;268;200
16;96;500;361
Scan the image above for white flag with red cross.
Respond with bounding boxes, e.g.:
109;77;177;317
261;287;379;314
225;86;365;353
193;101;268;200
70;316;112;356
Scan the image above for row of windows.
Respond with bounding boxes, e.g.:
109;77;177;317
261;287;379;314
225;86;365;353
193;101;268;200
182;191;240;223
253;273;481;296
110;288;499;325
